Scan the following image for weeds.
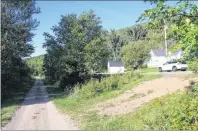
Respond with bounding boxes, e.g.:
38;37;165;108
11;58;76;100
50;73;162;129
147;90;153;94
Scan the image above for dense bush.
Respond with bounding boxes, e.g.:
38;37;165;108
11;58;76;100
188;58;198;73
141;83;198;130
121;40;150;69
141;64;148;68
71;71;142;100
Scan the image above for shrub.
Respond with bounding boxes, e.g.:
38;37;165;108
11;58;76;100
141;64;148;68
137;83;198;130
188;58;198;72
73;71;142;100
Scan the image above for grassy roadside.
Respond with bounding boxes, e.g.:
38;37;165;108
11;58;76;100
139;67;158;73
46;73;162;129
81;83;198;130
1;78;36;127
52;74;197;130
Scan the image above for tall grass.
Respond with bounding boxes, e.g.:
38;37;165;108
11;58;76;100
51;72;162;128
72;72;142;100
82;83;198;130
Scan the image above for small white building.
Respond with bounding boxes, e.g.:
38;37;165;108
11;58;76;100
146;49;167;67
108;60;125;74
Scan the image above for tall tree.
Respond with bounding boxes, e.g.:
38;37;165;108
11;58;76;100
121;40;150;69
137;0;198;59
107;29;126;60
127;24;148;41
85;35;110;73
1;0;40;99
43;10;108;89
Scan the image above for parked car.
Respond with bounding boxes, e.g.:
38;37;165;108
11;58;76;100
158;61;188;72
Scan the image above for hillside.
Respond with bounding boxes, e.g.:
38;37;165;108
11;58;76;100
26;55;45;76
115;23;177;51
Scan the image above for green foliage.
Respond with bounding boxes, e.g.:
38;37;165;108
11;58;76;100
140;67;157;73
121;40;150;68
75;72;141;100
43;10;109;89
26;55;44;76
50;74;162;129
137;0;198;60
141;64;148;68
1;0;40;100
188;58;198;72
85;36;110;73
127;24;148;41
107;29;127;60
77;81;198;130
1;77;35;126
116;24;167;50
168;43;182;53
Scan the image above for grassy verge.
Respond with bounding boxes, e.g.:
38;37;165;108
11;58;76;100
139;67;158;73
1;78;35;127
46;73;162;129
80;85;198;130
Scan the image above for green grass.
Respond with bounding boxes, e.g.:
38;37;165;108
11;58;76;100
49;73;198;130
139;67;158;73
1;78;35;127
48;73;162;129
80;87;198;130
1;99;22;126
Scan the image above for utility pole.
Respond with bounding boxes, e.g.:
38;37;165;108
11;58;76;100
164;25;168;57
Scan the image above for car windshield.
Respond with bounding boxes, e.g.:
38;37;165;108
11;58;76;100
167;61;177;64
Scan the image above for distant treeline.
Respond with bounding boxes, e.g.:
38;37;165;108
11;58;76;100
26;55;45;76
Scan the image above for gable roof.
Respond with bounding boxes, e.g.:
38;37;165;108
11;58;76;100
151;49;166;56
170;49;182;57
108;60;124;67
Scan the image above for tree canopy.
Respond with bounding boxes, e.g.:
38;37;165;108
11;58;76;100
43;10;110;89
121;40;150;68
26;55;45;76
137;0;198;59
1;0;40;99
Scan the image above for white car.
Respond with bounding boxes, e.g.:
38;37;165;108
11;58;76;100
158;61;188;72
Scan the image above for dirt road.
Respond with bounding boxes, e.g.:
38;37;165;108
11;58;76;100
93;75;198;116
3;79;78;130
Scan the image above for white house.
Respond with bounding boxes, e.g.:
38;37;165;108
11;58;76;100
108;60;125;74
168;49;182;61
146;49;167;67
146;49;183;67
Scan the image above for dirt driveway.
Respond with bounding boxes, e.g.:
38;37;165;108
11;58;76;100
93;75;198;116
3;79;78;130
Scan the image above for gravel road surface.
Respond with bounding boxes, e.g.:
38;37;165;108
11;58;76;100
3;79;78;130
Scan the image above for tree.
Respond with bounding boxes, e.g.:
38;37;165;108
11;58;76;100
127;24;148;41
85;35;110;73
26;55;45;76
137;0;198;59
43;10;108;90
121;41;150;69
1;0;40;99
107;29;127;60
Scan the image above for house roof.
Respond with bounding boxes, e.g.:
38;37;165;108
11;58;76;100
151;49;166;56
108;60;124;67
170;49;182;57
